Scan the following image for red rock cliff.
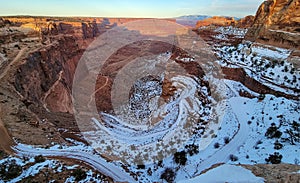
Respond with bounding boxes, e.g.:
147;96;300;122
195;16;236;28
245;0;300;49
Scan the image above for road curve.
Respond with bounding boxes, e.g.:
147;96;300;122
12;144;137;183
181;97;252;180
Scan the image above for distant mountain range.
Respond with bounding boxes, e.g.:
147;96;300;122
175;15;210;27
175;15;212;21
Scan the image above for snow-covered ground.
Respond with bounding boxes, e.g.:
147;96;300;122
88;75;212;165
179;164;264;183
215;42;300;94
129;95;298;182
11;143;136;182
3;90;298;182
0;155;105;183
214;26;248;39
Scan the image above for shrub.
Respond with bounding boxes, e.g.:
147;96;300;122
274;140;283;150
158;160;163;167
185;144;199;156
224;137;230;144
265;124;282;139
229;154;238;161
214;142;220;148
285;126;300;145
147;168;152;176
71;168;87;181
34;155;45;163
0;160;22;180
258;94;265;100
173;151;187;165
137;164;145;169
160;168;176;182
265;152;282;164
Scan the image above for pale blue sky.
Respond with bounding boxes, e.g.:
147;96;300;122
0;0;264;18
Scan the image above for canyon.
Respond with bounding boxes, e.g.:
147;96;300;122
0;0;299;182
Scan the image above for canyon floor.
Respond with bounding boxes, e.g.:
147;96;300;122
0;15;299;183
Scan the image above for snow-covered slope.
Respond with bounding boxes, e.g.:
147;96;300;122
180;164;264;183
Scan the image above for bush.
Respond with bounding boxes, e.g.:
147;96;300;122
137;164;145;169
258;94;265;100
265;123;282;139
229;154;238;161
173;151;187;165
224;137;230;144
284;121;300;145
34;155;45;163
214;142;220;148
160;168;176;182
185;144;199;156
0;160;22;180
274;140;283;150
265;152;282;164
71;168;87;181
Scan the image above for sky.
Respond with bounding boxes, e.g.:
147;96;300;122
0;0;264;18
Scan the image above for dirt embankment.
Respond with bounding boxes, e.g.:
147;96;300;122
242;164;300;183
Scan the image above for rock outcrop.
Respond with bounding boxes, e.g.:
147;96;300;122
195;16;236;28
235;15;255;28
81;20;99;39
242;164;300;183
194;15;254;29
245;0;300;49
0;18;6;28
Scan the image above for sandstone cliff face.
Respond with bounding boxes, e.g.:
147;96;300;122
14;35;83;113
235;15;255;28
195;16;236;28
245;0;300;49
195;15;254;29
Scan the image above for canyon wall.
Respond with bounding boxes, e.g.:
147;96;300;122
195;16;254;29
14;35;84;113
195;16;236;28
245;0;300;49
9;17;176;115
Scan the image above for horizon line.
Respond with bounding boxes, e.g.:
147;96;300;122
0;14;248;19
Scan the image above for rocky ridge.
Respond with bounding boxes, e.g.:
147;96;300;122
245;0;300;49
195;16;236;28
195;15;254;29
